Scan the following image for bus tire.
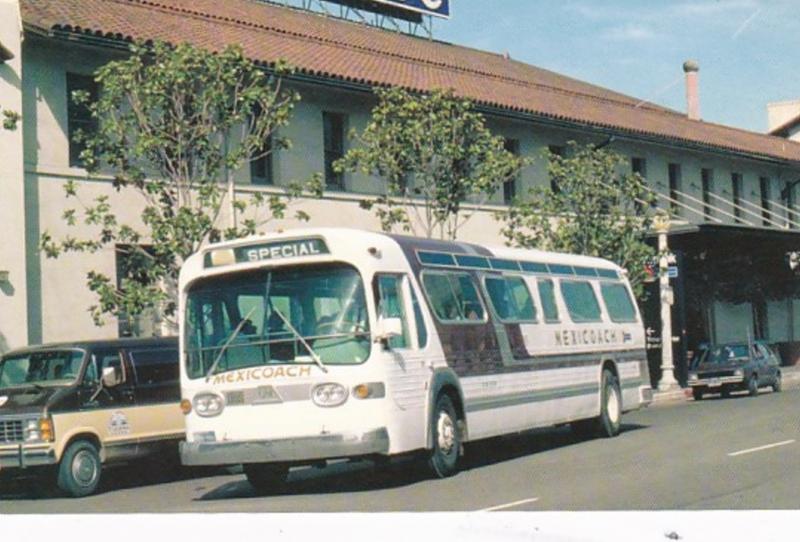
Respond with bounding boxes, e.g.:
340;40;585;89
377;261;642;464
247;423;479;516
244;463;289;494
597;369;622;437
57;440;102;498
428;393;460;478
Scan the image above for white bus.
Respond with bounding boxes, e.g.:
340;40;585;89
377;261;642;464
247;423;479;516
178;228;651;490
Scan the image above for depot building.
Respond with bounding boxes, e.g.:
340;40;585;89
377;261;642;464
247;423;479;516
2;0;800;386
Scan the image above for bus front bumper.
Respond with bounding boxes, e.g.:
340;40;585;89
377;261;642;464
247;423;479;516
180;427;390;466
0;443;56;470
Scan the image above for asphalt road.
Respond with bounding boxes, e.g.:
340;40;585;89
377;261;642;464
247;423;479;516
2;385;799;513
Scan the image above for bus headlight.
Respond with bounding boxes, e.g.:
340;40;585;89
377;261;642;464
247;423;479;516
311;383;348;407
193;393;225;417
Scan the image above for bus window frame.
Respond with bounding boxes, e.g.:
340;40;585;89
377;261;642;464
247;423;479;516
419;270;489;326
481;274;539;324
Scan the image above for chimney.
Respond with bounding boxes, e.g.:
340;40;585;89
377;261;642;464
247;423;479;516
683;60;700;121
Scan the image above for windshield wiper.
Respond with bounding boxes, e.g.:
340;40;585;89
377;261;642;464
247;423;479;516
204;305;258;381
270;306;328;374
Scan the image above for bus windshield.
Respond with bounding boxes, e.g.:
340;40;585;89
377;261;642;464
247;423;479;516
184;263;371;379
0;350;85;389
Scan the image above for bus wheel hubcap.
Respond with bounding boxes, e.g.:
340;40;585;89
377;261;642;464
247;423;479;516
437;411;456;454
607;388;620;425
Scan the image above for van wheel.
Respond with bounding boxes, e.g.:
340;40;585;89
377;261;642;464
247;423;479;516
57;440;102;497
244;463;289;494
428;393;460;478
747;375;759;397
772;373;782;393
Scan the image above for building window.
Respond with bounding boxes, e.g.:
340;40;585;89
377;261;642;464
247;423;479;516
503;139;520;204
731;173;743;223
760;177;771;226
250;134;274;185
323;111;346;190
115;244;154;337
668;163;681;216
786;180;796;229
66;72;99;167
701;168;714;220
631;157;647;211
548;145;564;194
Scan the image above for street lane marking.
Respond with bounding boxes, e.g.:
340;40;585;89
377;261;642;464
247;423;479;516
728;439;795;457
479;497;540;512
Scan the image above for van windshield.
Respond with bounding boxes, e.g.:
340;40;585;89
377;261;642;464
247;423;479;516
0;350;85;388
184;263;371;379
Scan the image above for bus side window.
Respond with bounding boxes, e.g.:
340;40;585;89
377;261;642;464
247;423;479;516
561;281;603;323
374;274;410;349
537;279;560;323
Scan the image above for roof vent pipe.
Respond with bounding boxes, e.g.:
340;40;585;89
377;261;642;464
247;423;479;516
683;60;700;121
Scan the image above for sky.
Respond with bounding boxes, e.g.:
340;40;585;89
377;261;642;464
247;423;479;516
432;0;800;134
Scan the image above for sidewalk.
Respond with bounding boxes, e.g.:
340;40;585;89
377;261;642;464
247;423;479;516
651;364;800;404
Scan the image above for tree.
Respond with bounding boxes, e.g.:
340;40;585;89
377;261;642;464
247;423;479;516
497;142;656;298
40;40;321;330
336;87;529;239
2;107;20;130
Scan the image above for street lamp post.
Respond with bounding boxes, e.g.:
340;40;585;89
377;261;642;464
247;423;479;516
654;213;680;391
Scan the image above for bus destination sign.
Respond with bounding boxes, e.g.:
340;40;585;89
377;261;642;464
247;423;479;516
236;238;330;263
370;0;450;19
204;238;330;267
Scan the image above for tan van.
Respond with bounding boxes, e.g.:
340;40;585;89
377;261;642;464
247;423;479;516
0;337;182;497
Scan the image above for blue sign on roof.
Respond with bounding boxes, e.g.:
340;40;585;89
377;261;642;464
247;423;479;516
372;0;450;19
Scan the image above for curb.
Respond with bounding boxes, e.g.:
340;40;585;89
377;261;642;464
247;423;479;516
650;366;800;405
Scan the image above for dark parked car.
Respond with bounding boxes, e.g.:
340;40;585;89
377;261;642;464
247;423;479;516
688;341;782;400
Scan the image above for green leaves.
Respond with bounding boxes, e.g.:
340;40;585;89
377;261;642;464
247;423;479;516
43;40;310;328
338;87;529;239
2;108;20;131
498;142;656;299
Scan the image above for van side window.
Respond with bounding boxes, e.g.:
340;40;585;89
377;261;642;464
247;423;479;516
600;283;638;323
374;274;410;349
484;276;537;322
561;281;603;323
129;348;179;386
537;279;560;323
421;272;485;323
92;350;126;384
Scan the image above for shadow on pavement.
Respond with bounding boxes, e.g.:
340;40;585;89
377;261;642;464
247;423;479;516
195;422;648;502
0;462;228;501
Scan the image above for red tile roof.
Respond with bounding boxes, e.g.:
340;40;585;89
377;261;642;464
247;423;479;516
20;0;800;164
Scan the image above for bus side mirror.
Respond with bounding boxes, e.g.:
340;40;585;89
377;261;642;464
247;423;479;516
375;317;403;343
101;366;122;388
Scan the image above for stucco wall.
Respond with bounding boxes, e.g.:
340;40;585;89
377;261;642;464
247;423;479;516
9;34;800;348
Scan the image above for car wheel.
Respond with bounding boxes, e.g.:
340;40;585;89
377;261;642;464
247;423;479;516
747;374;759;397
692;388;704;401
721;387;731;399
772;372;782;393
57;440;102;498
427;393;461;478
244;463;289;494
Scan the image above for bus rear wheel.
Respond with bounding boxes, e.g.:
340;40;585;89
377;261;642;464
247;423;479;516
428;393;461;478
244;463;289;494
573;369;622;438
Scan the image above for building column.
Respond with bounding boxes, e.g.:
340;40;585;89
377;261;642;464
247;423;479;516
655;214;680;391
0;0;28;353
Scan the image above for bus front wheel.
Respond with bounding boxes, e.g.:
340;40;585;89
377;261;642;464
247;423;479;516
428;393;461;478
